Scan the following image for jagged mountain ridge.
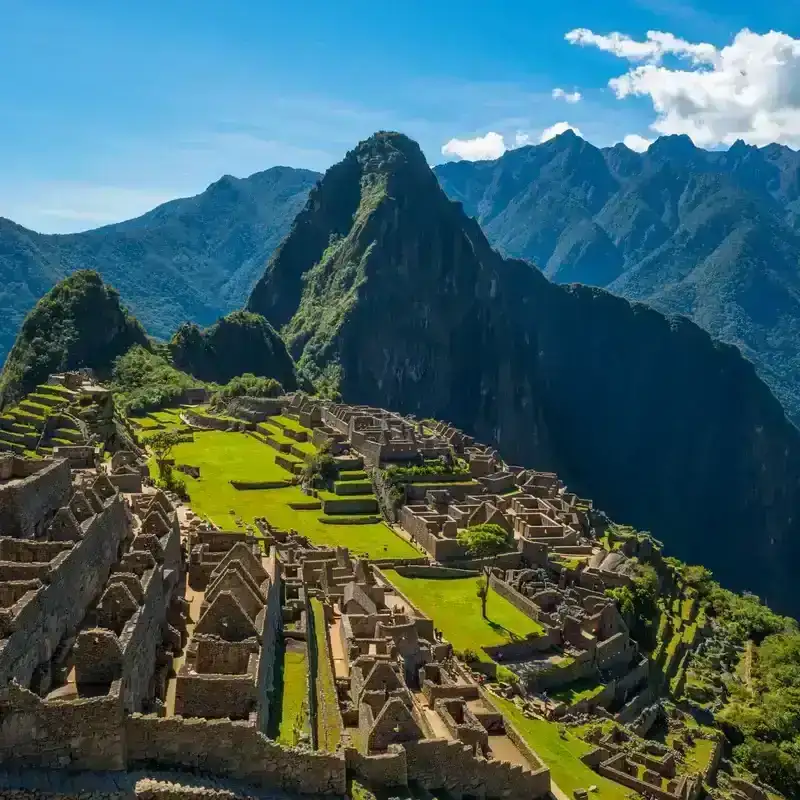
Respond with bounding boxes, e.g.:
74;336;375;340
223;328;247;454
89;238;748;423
248;131;800;617
434;132;800;424
0;166;320;364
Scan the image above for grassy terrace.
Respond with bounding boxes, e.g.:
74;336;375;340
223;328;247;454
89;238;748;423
273;644;308;746
148;425;417;559
383;570;544;659
550;677;606;706
492;696;628;800
311;598;342;752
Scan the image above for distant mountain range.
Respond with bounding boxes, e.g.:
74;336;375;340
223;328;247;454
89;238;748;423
2;132;800;426
0;166;318;363
434;132;800;424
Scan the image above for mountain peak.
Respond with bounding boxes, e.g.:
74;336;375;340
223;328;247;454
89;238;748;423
648;134;697;160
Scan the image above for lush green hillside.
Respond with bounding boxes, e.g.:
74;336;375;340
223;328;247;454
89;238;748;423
249;130;800;617
434;133;800;424
169;310;297;388
0;166;319;365
0;270;149;406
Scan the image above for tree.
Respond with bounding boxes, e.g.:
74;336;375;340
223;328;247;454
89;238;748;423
148;429;183;479
457;523;512;619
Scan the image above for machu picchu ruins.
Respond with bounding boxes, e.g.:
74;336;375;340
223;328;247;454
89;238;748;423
0;372;765;800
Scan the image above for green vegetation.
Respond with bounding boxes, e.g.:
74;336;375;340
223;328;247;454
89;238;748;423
170;310;297;388
457;522;514;619
276;646;308;746
154;429;416;558
605;556;659;647
111;345;201;415
383;457;470;484
492;696;628;800
0;270;148;407
719;629;800;796
310;598;341;752
210;373;283;408
383;569;543;660
550;678;606;706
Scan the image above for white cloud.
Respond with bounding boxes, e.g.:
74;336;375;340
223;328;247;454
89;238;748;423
440;123;585;161
552;87;583;104
441;131;508;161
539;122;583;142
565;28;717;64
566;27;800;148
622;134;654;152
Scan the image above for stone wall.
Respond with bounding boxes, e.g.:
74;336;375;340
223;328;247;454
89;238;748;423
346;746;408;788
0;680;125;770
119;565;167;713
404;739;550;800
488;575;543;622
126;715;346;795
108;472;143;493
0;496;127;687
256;555;282;733
395;566;479;579
0;460;71;539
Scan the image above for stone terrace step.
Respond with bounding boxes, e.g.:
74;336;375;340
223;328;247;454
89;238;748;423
36;383;78;400
53;427;84;443
0;433;26;454
28;392;67;409
17;399;50;417
9;409;47;431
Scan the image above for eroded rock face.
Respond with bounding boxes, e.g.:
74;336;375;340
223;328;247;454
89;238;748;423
249;131;800;615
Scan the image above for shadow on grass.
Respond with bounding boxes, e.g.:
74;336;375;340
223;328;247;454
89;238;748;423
487;618;523;641
266;638;287;740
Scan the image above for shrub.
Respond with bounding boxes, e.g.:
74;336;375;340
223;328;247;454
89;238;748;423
111;345;199;415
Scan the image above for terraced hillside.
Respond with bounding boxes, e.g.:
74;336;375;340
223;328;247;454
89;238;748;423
0;382;87;456
132;405;419;560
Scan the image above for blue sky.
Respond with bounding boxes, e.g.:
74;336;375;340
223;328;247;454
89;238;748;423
1;0;798;232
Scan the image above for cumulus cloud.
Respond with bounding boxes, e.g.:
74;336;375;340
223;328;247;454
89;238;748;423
440;131;507;160
441;124;584;161
539;122;583;142
566;27;800;148
622;134;654;152
552;87;583;104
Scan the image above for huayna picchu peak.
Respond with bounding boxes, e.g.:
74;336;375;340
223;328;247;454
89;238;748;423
249;131;800;619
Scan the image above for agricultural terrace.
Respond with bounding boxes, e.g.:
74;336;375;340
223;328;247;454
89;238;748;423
492;697;628;800
383;570;544;659
128;405;195;440
148;422;418;560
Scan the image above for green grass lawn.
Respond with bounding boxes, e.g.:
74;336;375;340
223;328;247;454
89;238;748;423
492;696;628;800
311;599;342;752
277;647;308;745
155;428;417;558
272;414;308;433
383;571;544;657
550;677;606;705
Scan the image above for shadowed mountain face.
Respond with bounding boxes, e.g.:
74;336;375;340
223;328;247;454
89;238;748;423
0;166;320;365
434;132;800;425
249;131;800;616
